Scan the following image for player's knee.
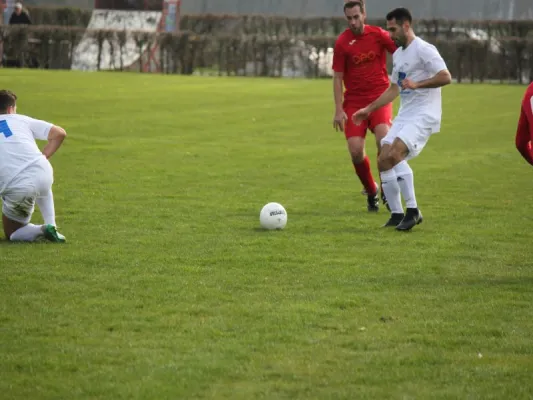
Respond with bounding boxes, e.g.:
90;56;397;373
350;148;365;164
347;139;365;164
389;148;404;166
377;153;390;171
378;150;402;172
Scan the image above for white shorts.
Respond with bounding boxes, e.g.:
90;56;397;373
1;158;54;224
381;121;433;160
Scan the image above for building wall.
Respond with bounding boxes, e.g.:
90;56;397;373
20;0;533;20
179;0;533;20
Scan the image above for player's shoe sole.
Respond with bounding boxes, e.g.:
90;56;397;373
43;224;66;243
396;209;423;231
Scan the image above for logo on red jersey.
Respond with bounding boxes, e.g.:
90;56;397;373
353;51;376;65
349;39;356;45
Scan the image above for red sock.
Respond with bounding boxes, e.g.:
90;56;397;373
353;156;377;195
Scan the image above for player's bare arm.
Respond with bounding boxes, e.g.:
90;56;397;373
352;83;400;125
333;71;348;132
402;69;452;90
42;125;67;160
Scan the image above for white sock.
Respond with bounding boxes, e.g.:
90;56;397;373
394;161;417;209
380;169;403;214
10;224;44;242
37;189;56;226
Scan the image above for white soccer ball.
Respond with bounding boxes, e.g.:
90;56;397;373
259;202;287;230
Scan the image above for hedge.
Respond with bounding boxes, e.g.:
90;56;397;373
1;25;532;83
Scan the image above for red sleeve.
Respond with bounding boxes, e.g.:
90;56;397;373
379;27;397;54
332;38;346;73
515;101;533;165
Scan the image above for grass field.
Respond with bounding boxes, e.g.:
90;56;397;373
0;69;532;399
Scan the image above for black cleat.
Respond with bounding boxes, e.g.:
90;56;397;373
396;208;423;231
361;182;380;212
367;192;379;212
382;213;404;227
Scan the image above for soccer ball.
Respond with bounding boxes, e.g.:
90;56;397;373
259;202;287;230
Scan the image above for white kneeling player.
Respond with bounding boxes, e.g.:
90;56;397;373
352;7;452;231
0;90;67;242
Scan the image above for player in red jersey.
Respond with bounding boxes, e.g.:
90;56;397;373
332;0;397;212
515;82;533;165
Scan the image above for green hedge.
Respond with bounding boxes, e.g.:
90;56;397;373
179;15;533;38
1;25;532;83
25;6;92;27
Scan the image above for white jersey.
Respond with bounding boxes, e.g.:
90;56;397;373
391;37;448;133
0;114;53;194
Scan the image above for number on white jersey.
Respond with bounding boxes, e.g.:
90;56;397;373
0;120;14;138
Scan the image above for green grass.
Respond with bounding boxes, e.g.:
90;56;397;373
0;69;532;399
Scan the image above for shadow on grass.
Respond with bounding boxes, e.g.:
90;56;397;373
0;237;60;246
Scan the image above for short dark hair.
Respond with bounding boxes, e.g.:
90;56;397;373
344;1;364;13
386;8;413;24
0;90;17;114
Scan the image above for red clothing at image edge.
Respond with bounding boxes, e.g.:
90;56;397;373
515;82;533;164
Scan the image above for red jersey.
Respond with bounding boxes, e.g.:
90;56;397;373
515;83;533;164
332;25;397;106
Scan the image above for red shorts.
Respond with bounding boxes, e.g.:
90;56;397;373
343;103;393;140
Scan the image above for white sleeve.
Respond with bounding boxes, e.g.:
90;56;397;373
420;44;448;76
27;117;53;140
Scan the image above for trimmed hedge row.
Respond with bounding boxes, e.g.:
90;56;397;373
1;26;532;83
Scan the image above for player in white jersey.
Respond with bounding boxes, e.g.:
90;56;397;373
0;90;67;242
352;8;452;231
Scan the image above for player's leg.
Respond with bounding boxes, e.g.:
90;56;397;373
379;124;431;231
369;103;394;211
378;128;405;227
345;106;379;212
3;161;65;242
2;191;44;241
33;159;65;241
3;216;45;242
394;124;432;230
36;188;56;227
346;137;380;212
3;195;65;242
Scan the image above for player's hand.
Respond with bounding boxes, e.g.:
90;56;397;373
352;108;370;126
333;110;348;132
401;78;419;90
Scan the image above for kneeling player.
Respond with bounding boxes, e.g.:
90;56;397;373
0;90;67;242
